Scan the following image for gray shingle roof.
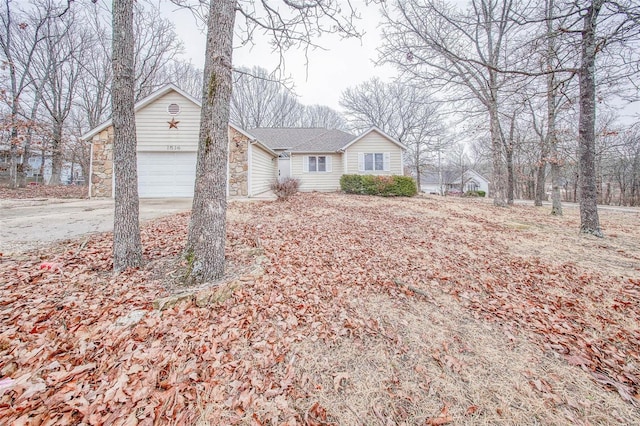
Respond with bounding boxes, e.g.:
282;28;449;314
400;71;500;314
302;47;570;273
421;170;490;185
248;128;355;152
421;170;464;185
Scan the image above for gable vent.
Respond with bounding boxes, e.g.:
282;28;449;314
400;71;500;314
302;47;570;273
167;103;181;115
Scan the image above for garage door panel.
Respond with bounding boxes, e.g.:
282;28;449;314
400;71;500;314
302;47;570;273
137;152;197;198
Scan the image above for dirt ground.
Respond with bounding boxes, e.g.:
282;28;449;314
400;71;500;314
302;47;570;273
0;193;638;425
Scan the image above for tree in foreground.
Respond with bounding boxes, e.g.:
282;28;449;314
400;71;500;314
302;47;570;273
183;0;361;284
111;0;142;270
570;0;640;236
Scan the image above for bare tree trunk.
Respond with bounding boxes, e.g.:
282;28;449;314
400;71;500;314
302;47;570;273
535;160;546;206
415;149;421;192
548;135;563;215
489;94;507;206
545;0;563;216
184;0;236;284
504;113;515;206
49;121;63;184
505;145;514;205
578;0;603;237
112;0;142;270
19;91;43;187
9;131;18;189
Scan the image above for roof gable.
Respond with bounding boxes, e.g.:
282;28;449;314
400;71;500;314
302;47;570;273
340;127;406;151
81;84;200;141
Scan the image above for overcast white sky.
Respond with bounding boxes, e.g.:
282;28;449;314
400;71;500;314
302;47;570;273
159;1;395;112
156;0;639;123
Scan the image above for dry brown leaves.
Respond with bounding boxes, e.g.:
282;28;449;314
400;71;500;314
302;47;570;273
0;184;88;200
0;193;639;425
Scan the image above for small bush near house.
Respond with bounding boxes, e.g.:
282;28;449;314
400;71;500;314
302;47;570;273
464;190;486;197
340;174;417;197
271;177;300;201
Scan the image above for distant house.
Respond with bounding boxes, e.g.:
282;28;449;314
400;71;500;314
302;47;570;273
82;84;406;198
421;169;489;196
0;148;80;185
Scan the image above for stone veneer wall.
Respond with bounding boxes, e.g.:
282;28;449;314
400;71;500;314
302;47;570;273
228;128;249;197
90;127;114;198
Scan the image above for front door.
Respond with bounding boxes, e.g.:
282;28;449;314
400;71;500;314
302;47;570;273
278;154;291;181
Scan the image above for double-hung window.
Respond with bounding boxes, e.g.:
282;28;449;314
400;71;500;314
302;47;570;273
304;155;331;172
359;152;390;172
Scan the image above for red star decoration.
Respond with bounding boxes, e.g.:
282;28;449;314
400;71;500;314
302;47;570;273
168;118;180;129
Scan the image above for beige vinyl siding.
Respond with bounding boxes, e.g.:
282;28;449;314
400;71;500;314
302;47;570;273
345;131;403;175
250;143;276;196
291;153;343;192
135;91;200;152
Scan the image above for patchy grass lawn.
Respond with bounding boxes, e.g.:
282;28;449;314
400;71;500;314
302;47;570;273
0;193;639;425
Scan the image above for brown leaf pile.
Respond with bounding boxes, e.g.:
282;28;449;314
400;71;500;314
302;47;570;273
0;185;88;200
0;193;639;424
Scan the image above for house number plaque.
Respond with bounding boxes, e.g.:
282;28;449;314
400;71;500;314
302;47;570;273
166;145;181;151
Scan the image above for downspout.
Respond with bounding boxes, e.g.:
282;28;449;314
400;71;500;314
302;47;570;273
247;141;253;197
88;140;94;198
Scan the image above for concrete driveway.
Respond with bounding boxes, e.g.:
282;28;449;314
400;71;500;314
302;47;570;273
0;198;193;255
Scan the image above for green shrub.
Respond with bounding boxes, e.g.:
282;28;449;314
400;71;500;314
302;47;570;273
340;174;365;194
340;174;417;197
386;175;418;197
464;190;486;197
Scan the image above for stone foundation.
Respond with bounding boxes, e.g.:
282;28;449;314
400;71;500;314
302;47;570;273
90;127;114;198
228;128;249;197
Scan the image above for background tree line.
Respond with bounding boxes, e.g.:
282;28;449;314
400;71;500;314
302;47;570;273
0;0;347;190
1;0;639;241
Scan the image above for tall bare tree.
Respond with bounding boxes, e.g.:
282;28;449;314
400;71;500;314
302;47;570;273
0;0;51;188
230;66;302;128
77;4;112;130
33;5;91;184
132;3;183;100
380;0;522;207
299;104;346;129
570;0;640;236
341;77;442;185
112;0;142;271
159;59;203;98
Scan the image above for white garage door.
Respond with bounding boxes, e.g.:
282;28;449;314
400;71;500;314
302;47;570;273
137;151;197;198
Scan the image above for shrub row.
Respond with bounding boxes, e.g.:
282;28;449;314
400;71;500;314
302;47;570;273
340;174;417;197
464;190;486;197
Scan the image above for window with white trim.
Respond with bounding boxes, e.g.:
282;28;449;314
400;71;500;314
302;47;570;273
358;152;390;172
303;155;332;173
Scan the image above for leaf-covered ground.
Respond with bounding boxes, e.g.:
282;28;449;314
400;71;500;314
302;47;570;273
0;185;88;200
1;193;639;425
